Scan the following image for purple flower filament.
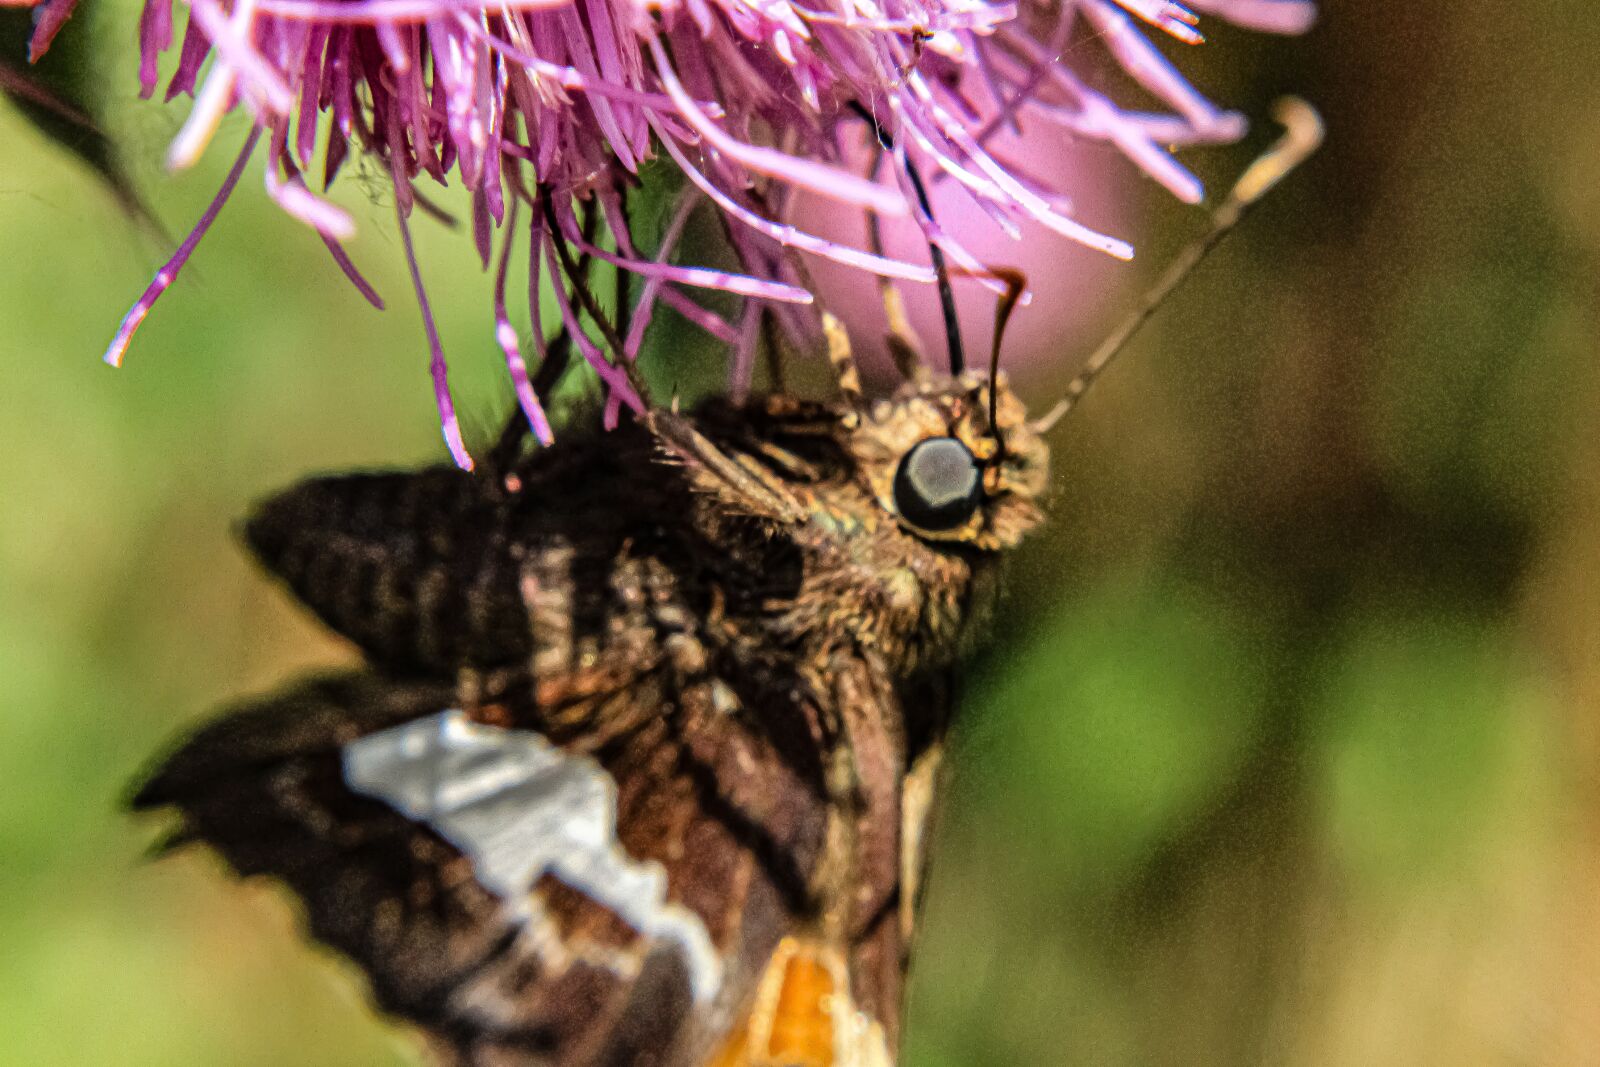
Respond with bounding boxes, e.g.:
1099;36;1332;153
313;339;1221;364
23;0;1315;466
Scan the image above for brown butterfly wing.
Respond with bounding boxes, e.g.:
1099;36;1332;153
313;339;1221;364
132;666;849;1067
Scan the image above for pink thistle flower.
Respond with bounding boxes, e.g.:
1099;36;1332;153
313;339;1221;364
23;0;1312;467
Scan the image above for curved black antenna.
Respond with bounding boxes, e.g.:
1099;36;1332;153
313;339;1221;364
848;101;966;376
985;266;1028;444
1033;97;1324;433
901;155;966;377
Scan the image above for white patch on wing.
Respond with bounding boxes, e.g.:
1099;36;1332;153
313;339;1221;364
342;709;722;1002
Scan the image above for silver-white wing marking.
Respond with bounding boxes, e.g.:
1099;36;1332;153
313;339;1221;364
343;709;723;1002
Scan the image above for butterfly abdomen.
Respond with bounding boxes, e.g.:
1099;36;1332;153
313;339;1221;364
244;467;533;675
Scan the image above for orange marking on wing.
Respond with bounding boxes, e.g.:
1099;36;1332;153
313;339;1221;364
702;937;849;1067
764;947;838;1066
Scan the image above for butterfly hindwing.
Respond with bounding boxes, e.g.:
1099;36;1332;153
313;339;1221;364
132;661;913;1066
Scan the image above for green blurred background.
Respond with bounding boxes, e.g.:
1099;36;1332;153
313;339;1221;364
4;2;1600;1064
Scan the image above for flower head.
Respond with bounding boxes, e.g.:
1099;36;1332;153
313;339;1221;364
25;0;1313;466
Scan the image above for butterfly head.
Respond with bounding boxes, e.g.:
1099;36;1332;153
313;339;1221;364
843;370;1048;553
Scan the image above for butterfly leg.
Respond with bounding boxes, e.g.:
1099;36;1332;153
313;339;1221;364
881;282;930;385
822;311;863;404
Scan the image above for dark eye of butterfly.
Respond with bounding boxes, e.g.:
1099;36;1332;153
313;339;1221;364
893;436;984;532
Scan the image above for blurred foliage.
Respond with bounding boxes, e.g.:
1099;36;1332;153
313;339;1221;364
2;1;1599;1065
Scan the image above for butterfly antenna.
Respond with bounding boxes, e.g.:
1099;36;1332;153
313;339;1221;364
985;266;1028;444
1033;97;1324;433
903;156;966;376
846;102;965;376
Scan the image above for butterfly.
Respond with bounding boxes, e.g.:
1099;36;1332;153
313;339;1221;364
130;100;1318;1067
134;328;1049;1066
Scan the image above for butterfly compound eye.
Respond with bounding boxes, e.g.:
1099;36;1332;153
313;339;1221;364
893;436;983;532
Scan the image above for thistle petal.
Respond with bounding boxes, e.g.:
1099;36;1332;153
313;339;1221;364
24;0;1313;451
